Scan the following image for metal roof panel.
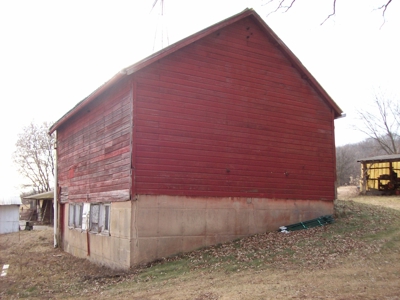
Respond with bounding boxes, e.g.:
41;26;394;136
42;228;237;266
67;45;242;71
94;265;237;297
23;190;54;200
0;196;22;205
357;154;400;163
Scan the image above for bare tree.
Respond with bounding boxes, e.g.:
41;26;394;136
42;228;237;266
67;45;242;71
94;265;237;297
336;145;357;186
336;138;390;187
13;121;55;193
356;95;400;154
265;0;394;24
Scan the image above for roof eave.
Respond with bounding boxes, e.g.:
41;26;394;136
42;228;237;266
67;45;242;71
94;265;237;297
0;197;22;205
23;190;54;200
49;72;125;134
357;154;400;163
248;14;343;118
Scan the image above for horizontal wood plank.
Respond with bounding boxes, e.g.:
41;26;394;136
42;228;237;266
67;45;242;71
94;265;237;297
133;16;336;200
57;79;132;203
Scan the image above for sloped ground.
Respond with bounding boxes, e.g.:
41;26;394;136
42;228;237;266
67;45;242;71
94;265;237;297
1;190;400;299
337;185;360;199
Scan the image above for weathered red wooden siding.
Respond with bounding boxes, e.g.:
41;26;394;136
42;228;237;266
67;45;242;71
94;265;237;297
132;16;336;201
57;78;132;203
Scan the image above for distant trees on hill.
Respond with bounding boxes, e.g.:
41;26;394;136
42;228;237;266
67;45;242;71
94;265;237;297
336;138;394;186
337;93;399;186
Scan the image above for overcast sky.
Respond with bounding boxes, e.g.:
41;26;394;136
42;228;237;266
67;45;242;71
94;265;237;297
1;0;399;196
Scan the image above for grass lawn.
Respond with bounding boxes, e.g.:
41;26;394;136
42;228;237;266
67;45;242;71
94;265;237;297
1;193;400;299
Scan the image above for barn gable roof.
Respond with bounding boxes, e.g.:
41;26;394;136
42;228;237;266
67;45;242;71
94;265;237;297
49;8;342;134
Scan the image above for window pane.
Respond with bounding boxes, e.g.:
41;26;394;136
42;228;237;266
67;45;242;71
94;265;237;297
74;204;82;228
90;204;100;232
91;204;99;223
104;205;110;231
78;205;83;226
68;204;74;227
99;204;104;231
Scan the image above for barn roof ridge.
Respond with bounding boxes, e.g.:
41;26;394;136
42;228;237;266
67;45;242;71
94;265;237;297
49;8;342;134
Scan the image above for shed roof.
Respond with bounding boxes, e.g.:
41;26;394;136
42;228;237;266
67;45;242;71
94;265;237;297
49;8;343;134
23;190;54;200
0;196;22;205
357;154;400;164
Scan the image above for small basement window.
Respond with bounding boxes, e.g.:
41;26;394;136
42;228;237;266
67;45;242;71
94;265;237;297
103;204;110;232
68;203;83;229
68;204;74;227
89;203;111;234
75;204;83;227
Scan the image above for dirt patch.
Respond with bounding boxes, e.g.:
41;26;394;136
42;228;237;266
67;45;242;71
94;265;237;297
337;185;360;199
1;199;400;299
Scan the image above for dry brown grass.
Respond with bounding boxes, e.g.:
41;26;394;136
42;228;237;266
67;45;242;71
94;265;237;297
338;185;400;211
1;192;400;299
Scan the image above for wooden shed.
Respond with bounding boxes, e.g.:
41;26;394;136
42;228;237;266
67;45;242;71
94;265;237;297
49;9;343;269
0;196;21;234
23;191;54;224
358;154;400;195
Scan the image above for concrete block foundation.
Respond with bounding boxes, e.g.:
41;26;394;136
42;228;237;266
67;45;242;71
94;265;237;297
62;195;333;269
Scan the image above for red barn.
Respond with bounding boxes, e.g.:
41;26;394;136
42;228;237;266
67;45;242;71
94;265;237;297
50;9;342;269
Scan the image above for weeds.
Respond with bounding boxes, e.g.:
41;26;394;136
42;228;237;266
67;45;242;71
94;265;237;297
2;199;400;299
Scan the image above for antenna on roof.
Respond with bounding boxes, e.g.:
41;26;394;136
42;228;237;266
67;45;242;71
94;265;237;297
151;0;170;51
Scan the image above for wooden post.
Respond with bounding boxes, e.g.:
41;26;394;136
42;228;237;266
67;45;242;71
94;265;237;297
361;162;367;194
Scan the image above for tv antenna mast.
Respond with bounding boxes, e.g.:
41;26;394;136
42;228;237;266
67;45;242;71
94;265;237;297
151;0;170;51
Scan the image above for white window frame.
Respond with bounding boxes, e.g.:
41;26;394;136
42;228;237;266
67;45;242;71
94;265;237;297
82;203;90;231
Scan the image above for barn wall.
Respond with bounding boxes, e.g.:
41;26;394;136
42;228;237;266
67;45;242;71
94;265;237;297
131;195;333;265
133;16;336;201
62;202;132;269
0;205;20;234
57;78;133;203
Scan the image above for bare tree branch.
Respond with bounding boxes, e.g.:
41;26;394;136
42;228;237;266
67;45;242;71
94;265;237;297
355;95;400;154
151;0;158;10
378;0;392;16
265;0;394;26
320;0;337;25
13;121;55;193
336;145;356;186
265;0;297;17
275;0;296;13
378;0;393;28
